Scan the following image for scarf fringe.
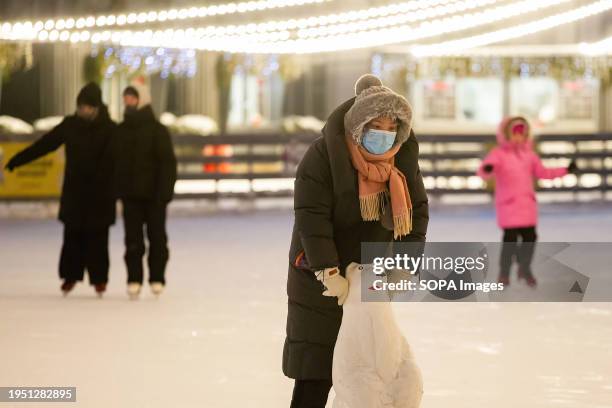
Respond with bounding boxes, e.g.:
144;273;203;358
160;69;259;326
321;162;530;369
360;191;413;238
359;190;388;221
393;209;413;239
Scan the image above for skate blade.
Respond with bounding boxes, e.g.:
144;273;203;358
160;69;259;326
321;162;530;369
151;288;163;297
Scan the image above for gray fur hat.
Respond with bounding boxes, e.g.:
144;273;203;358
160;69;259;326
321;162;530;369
344;73;413;146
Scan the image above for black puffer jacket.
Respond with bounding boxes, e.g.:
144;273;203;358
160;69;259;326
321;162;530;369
8;106;117;228
115;105;177;202
282;97;429;380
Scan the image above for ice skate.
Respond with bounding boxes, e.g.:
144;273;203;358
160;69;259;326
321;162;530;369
61;280;77;296
497;274;510;287
127;282;142;300
94;283;107;298
518;268;537;287
150;282;164;297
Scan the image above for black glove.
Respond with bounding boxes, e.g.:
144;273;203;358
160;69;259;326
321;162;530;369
567;160;577;174
4;158;17;172
482;164;494;173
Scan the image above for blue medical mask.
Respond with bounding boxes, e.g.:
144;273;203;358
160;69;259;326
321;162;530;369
361;128;397;154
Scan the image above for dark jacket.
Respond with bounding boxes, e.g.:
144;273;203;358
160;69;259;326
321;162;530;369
8;106;117;228
115;105;177;202
283;97;429;380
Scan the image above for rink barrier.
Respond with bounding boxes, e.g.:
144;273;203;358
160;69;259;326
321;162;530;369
1;131;611;200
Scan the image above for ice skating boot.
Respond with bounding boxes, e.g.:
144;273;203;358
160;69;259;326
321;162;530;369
518;268;537;287
94;283;107;298
127;283;142;300
497;274;510;287
150;282;164;297
61;280;77;296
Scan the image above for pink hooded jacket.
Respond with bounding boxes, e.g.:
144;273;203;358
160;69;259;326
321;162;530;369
477;117;568;229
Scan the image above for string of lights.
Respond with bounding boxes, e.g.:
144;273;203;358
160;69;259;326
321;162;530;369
410;0;612;56
0;0;472;42
10;0;553;52
116;0;573;52
0;0;330;32
0;0;609;56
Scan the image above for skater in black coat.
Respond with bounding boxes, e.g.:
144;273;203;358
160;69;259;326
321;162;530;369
4;82;117;296
283;75;429;407
115;84;177;299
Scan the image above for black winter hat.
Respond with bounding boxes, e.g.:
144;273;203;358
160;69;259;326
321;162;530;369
76;82;103;107
123;86;139;99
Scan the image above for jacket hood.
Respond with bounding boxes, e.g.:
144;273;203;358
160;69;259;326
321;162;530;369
343;75;413;147
123;104;156;126
97;104;111;121
320;96;358;198
497;116;532;150
126;82;152;109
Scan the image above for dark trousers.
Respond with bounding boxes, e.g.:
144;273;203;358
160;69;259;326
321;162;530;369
122;199;169;284
59;226;109;285
500;226;537;277
290;379;333;408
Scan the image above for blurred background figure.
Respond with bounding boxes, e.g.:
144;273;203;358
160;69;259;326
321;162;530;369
477;116;577;287
3;82;116;296
115;82;177;300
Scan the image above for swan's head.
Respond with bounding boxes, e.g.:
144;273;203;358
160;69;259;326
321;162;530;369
345;263;363;286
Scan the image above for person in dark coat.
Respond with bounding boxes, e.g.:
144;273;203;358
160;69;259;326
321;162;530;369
115;84;177;299
283;74;429;407
4;82;117;296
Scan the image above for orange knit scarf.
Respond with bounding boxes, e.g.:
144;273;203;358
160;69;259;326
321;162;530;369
345;134;412;239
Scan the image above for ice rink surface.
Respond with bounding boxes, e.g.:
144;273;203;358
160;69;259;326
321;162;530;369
1;202;612;408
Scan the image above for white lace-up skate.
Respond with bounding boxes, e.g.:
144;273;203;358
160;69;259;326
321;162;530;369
127;283;142;300
150;282;164;297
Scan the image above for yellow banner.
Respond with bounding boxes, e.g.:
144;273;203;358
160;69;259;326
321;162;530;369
0;142;64;198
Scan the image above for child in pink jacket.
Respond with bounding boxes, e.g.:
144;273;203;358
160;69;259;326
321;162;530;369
477;116;576;286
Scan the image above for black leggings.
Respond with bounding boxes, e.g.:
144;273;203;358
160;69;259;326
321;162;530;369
290;379;332;408
500;226;537;277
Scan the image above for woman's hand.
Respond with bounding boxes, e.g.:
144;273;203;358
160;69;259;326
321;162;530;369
317;267;349;305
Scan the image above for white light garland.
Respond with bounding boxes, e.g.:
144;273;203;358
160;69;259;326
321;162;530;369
0;0;329;33
1;0;609;56
196;0;571;53
296;0;496;39
579;34;612;56
109;0;492;46
410;0;612;57
385;44;605;57
91;0;563;52
0;0;466;41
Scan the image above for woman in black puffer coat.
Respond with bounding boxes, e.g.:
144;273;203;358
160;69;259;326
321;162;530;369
283;74;429;408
